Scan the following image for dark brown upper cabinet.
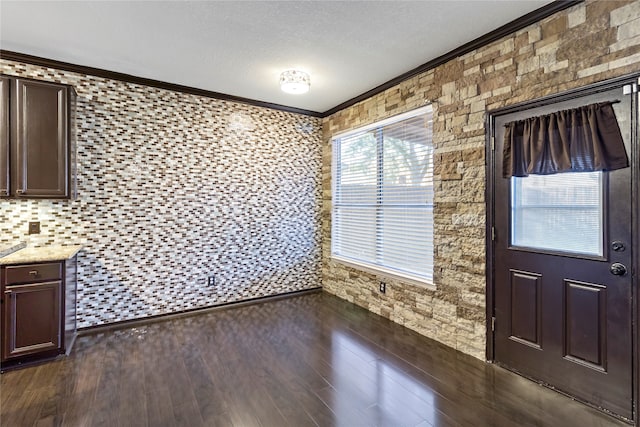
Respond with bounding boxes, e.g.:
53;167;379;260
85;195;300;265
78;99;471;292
1;76;76;199
1;77;9;197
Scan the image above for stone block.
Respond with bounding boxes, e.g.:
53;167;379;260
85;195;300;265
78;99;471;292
535;38;561;55
609;51;640;70
433;299;458;320
568;4;587;28
499;38;515;55
618;17;640;40
463;121;484;133
468;111;484;124
460;289;485;307
610;1;640;26
462;147;484;164
469;99;486;114
439;150;463;164
577;62;610;79
451;213;483;227
585;0;614;31
528;27;542;44
518;44;534;56
517;56;540;76
545;60;570;73
610;34;640;52
541;15;568;38
494;57;514;71
462;165;485;181
460;84;479;99
478;72;513;93
464;65;481;77
435;60;464;84
451;114;469;128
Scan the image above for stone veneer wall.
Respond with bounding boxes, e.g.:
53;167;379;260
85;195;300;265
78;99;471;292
0;60;323;327
322;0;640;359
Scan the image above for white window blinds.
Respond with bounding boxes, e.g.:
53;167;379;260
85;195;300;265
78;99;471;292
331;106;434;283
511;172;604;256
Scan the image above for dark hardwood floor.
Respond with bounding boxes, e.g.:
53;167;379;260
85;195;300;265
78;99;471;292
0;292;628;427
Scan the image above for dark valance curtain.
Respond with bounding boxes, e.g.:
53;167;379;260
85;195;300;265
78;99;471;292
503;101;629;178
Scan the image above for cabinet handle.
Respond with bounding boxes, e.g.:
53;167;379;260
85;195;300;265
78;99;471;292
29;270;38;277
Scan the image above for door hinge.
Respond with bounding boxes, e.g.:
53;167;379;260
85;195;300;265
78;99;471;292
623;83;638;95
491;136;495;151
491;226;496;241
491;317;496;332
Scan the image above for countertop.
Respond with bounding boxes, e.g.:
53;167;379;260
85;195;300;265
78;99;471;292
0;245;83;265
0;242;26;258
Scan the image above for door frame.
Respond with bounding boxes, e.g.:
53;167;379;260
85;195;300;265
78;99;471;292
485;72;640;424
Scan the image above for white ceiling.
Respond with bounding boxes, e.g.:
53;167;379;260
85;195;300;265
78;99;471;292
1;1;551;114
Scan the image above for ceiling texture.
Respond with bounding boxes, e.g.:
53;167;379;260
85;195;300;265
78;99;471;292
1;1;555;115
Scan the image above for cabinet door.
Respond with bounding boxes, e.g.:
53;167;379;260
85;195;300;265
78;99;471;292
3;281;62;360
14;79;68;198
0;77;9;197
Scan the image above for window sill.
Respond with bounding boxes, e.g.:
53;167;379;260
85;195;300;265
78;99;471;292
329;256;436;291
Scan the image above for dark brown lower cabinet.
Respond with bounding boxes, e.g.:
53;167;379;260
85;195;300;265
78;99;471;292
4;281;61;359
1;258;77;370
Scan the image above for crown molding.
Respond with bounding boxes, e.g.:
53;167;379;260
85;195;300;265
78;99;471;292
0;50;323;118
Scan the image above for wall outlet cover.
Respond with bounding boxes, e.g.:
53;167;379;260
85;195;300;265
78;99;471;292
28;221;40;234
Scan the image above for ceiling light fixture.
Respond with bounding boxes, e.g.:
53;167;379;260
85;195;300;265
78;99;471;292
280;69;310;94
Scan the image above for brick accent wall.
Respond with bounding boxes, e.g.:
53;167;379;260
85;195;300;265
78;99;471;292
322;0;640;359
1;61;323;327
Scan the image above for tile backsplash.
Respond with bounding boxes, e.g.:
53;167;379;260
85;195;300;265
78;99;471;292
1;60;323;327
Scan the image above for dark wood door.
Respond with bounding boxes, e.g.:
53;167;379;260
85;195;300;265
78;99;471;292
2;281;62;360
13;78;69;198
493;87;633;419
0;77;9;197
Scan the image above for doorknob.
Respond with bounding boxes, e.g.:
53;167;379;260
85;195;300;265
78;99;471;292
610;263;627;276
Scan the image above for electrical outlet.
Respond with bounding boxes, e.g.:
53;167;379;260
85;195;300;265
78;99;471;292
28;221;40;235
207;276;215;286
379;281;386;294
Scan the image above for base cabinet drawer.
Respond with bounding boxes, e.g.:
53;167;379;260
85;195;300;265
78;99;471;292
4;262;62;285
3;281;62;360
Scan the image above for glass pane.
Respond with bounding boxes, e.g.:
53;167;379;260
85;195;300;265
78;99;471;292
337;131;377;204
381;206;433;279
382;116;433;205
332;207;377;262
511;172;604;256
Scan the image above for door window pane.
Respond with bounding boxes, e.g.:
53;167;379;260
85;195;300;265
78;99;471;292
511;172;604;256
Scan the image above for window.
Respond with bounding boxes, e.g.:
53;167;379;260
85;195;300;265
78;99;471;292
511;172;604;256
331;106;433;283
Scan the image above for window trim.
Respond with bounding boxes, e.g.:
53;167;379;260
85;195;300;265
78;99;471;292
331;255;436;289
330;105;434;287
332;106;433;140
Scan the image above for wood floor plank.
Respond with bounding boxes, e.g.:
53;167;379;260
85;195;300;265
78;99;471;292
0;292;630;427
1;389;43;427
116;329;148;427
144;384;177;427
59;337;107;427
